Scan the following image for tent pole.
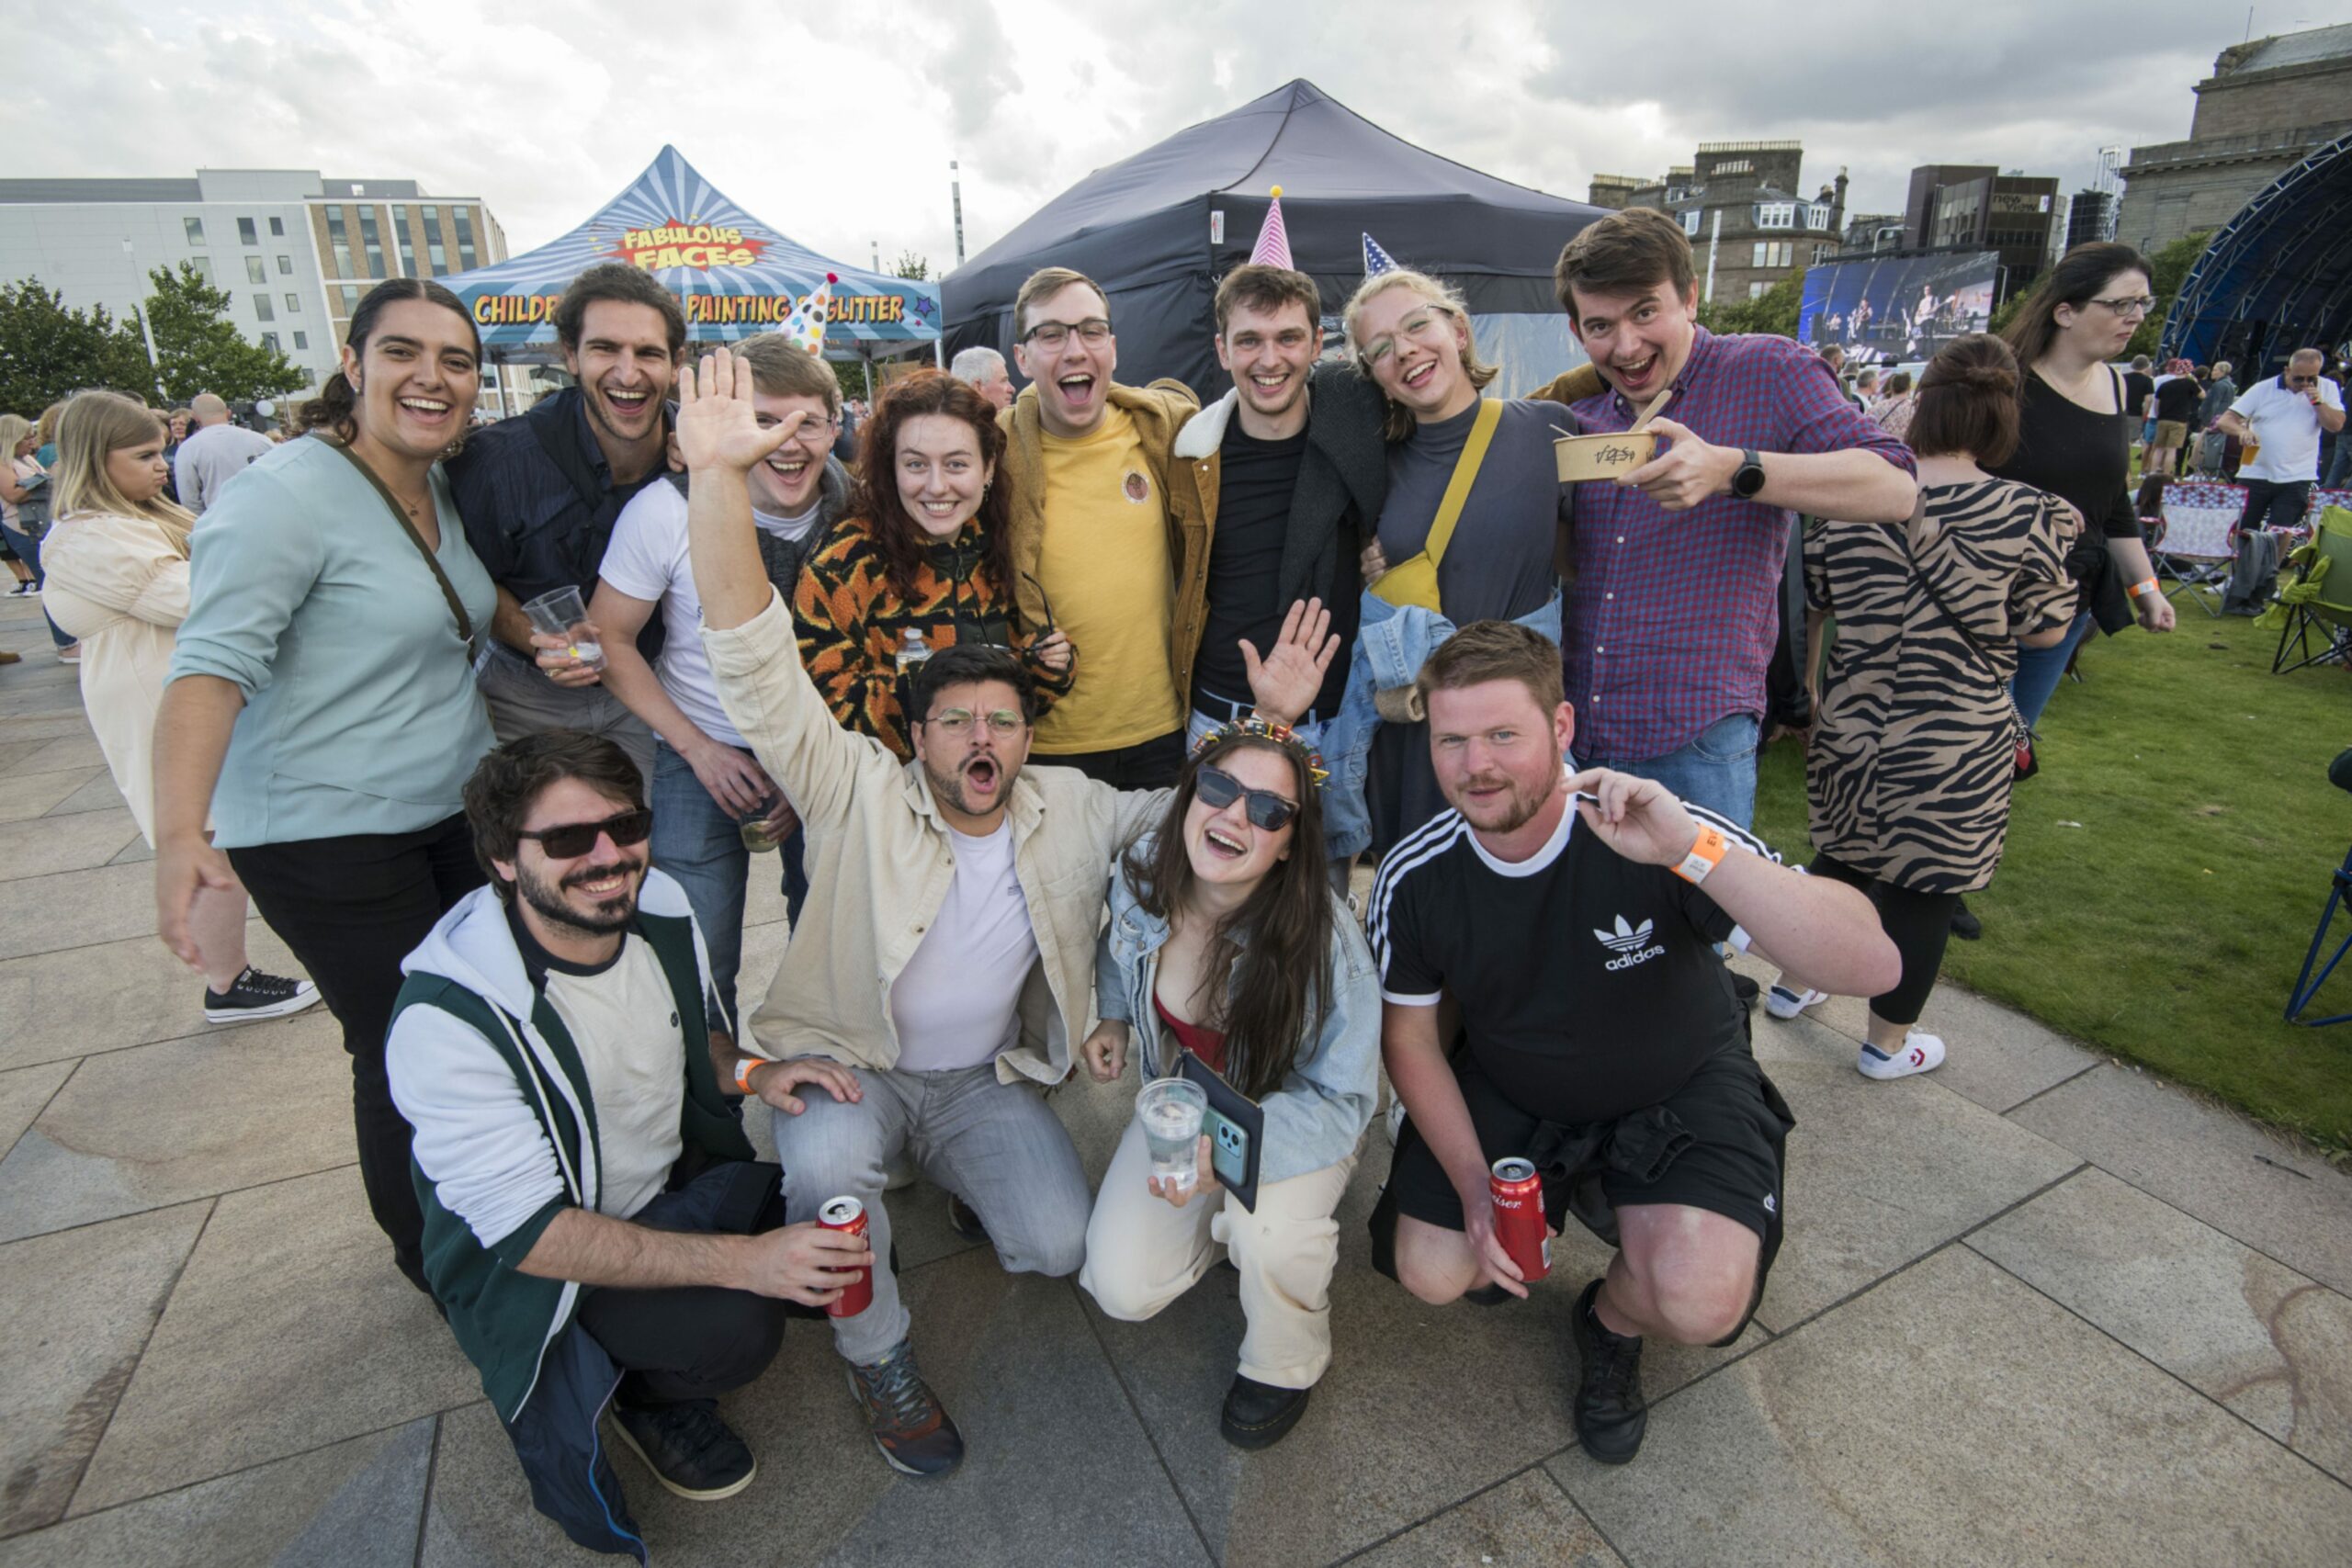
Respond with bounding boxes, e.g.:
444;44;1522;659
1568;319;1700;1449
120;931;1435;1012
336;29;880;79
864;359;875;402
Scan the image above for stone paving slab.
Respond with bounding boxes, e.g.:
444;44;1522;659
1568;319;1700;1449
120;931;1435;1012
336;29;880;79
0;733;106;780
0;767;108;825
1553;1246;2352;1568
0;861;175;961
2008;1063;2352;1298
71;1166;479;1513
0;1417;434;1568
43;769;127;818
0;807;142;882
0;1059;72;1160
0;1011;354;1244
1344;1471;1625;1567
0;1202;209;1539
1968;1166;2352;1483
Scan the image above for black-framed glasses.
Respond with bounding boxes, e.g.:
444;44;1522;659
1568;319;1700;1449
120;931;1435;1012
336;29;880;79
2088;295;2156;317
515;808;652;859
928;707;1027;737
1020;318;1112;349
1196;766;1298;831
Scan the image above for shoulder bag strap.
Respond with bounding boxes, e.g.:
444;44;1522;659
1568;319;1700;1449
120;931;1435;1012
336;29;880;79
324;439;476;649
1421;398;1505;570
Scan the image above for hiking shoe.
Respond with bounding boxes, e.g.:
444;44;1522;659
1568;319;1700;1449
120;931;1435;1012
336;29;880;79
1570;1279;1648;1465
203;967;322;1025
945;1192;989;1245
847;1340;965;1477
1764;984;1826;1021
1220;1374;1312;1450
1949;899;1982;941
1859;1032;1947;1081
609;1399;756;1501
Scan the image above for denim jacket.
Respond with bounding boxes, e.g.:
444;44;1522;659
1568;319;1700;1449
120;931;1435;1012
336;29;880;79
1319;589;1563;856
1092;839;1381;1184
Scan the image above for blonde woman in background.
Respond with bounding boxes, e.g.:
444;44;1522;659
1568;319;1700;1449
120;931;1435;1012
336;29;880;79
38;391;320;1026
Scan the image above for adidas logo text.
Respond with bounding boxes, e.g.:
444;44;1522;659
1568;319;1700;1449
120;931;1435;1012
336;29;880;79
1594;914;1665;971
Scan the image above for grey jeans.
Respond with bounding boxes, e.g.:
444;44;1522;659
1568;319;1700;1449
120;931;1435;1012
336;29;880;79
772;1062;1091;1365
475;644;657;783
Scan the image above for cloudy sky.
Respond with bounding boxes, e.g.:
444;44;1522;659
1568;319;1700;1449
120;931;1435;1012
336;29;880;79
10;0;2350;270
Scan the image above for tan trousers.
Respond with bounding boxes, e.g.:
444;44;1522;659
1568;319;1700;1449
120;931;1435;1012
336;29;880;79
1079;1112;1357;1389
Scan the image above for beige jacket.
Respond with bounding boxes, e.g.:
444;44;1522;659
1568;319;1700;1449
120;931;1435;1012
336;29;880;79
704;589;1167;1084
39;513;191;843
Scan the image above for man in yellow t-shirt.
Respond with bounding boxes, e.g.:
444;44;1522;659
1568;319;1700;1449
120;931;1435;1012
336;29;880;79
997;266;1201;787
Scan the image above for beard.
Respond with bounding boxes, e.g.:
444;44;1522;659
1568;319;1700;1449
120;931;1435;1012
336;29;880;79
922;749;1015;818
515;856;644;938
1450;764;1556;835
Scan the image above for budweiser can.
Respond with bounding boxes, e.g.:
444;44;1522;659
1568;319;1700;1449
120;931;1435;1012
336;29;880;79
818;1195;874;1317
1489;1157;1550;1283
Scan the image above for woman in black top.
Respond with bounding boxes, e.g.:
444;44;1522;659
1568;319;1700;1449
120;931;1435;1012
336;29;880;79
1988;242;2176;734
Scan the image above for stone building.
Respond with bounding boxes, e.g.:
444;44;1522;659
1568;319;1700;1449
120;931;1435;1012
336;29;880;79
2117;22;2352;254
1589;141;1847;303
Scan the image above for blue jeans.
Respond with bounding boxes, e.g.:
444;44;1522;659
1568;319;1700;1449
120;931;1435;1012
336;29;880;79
2010;610;2095;731
649;739;806;1032
2325;434;2352;491
1;522;75;649
1585;712;1761;829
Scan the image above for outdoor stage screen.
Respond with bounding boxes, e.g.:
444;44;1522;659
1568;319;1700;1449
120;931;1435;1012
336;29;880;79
1799;252;1999;365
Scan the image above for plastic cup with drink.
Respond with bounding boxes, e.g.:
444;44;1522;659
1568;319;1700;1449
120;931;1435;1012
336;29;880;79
1136;1077;1207;1197
521;585;605;673
739;797;782;853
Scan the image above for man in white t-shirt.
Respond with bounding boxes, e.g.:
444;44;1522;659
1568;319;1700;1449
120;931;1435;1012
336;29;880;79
2220;348;2347;532
587;333;852;1022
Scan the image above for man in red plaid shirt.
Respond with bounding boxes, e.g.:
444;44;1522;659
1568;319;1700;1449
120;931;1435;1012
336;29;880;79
1554;209;1917;828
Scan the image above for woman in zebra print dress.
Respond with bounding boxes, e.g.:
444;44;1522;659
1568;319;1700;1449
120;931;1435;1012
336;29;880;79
1766;335;2077;1079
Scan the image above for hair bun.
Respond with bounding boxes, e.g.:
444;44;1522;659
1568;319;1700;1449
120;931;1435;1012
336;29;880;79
1962;363;2017;393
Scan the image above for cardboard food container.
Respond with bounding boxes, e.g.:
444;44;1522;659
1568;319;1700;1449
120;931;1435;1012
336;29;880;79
1555;430;1657;482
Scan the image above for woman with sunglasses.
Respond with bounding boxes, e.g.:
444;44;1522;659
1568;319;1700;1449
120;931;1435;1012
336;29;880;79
1076;722;1379;1450
793;370;1072;760
153;278;497;1292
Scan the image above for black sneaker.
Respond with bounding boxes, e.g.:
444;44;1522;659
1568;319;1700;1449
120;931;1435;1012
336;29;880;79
1220;1374;1312;1450
1730;972;1761;1008
1570;1279;1648;1465
609;1399;756;1501
203;967;322;1026
945;1192;989;1245
1950;899;1982;942
847;1340;965;1477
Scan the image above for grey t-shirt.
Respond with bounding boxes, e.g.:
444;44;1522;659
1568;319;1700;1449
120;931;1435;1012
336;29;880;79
173;422;277;514
1377;399;1571;623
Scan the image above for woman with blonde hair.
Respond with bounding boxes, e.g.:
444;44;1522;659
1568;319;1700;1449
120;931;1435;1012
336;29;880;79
40;392;319;1024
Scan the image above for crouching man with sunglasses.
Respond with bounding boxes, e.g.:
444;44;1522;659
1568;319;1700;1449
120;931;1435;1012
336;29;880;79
387;731;873;1554
674;347;1338;1480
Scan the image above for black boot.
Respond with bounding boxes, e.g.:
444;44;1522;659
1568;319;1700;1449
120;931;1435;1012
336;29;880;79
1220;1375;1312;1450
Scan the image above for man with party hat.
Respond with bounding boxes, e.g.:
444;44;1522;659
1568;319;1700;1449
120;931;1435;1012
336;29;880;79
1165;189;1385;883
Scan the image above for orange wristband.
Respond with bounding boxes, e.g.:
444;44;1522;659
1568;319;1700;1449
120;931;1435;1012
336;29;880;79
1673;824;1728;886
733;1056;766;1094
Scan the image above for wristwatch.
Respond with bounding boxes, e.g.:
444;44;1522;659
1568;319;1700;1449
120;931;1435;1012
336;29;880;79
1730;447;1767;500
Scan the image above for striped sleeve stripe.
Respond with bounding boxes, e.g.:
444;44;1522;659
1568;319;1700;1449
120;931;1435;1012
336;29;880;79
1687;801;1776;863
1366;812;1470;980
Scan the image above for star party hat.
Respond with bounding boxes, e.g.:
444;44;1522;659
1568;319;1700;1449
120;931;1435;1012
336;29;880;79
1362;232;1399;277
1250;186;1294;268
785;273;836;356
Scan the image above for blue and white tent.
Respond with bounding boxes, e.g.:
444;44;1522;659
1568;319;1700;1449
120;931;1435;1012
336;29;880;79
440;145;942;361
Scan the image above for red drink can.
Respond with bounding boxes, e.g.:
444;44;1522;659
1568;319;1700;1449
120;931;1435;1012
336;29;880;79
818;1195;874;1317
1489;1157;1551;1283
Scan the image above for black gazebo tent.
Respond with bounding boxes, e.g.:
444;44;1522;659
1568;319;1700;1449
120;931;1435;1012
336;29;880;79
944;80;1605;397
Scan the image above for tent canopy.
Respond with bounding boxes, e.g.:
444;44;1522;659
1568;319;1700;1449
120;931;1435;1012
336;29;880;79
440;145;942;362
944;80;1603;396
2161;130;2352;374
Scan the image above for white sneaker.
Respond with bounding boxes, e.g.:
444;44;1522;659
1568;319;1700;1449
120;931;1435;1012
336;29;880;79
1764;984;1826;1021
1858;1032;1946;1080
1385;1097;1407;1145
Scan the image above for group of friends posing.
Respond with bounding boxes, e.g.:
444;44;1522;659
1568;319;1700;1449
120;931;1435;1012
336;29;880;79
18;200;2187;1556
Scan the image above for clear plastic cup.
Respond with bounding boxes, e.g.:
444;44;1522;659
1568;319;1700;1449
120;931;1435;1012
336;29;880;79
1135;1077;1207;1195
739;802;781;853
520;585;605;671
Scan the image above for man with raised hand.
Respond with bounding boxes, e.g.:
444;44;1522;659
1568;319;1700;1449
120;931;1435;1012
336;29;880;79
1367;621;1896;1466
675;346;1333;1479
2218;347;2346;534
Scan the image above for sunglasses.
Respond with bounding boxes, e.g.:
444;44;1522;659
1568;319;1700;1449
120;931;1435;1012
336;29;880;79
515;808;652;859
1196;766;1298;831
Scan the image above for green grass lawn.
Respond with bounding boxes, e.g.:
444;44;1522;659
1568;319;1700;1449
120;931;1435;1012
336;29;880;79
1750;605;2352;1153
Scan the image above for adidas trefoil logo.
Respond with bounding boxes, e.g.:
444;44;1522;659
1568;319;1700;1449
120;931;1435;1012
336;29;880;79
1593;914;1666;971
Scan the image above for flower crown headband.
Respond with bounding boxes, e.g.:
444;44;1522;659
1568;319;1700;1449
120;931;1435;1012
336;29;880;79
1191;716;1330;789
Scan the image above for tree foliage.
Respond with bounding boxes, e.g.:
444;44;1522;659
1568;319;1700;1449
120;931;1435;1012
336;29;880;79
1697;268;1805;339
141;263;309;404
890;251;930;282
2128;229;2214;362
0;278;156;415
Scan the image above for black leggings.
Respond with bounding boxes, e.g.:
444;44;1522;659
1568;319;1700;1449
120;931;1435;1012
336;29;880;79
230;814;486;1291
1804;851;1959;1027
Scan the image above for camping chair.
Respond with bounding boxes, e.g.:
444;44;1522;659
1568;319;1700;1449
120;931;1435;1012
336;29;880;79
2267;505;2352;674
2287;750;2352;1026
2151;480;2241;616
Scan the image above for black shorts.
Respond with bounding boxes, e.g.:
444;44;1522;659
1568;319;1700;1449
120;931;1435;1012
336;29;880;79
1370;1044;1792;1337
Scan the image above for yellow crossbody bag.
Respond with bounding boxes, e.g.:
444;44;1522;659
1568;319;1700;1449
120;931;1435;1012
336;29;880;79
1371;398;1503;612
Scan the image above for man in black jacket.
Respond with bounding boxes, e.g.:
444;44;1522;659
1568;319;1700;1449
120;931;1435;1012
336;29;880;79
447;264;684;779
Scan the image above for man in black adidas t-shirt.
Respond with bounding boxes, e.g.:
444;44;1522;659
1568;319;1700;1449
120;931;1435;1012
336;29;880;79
1367;622;1897;1464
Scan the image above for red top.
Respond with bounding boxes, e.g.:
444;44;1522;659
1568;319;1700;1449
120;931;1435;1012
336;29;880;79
1153;993;1227;1077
